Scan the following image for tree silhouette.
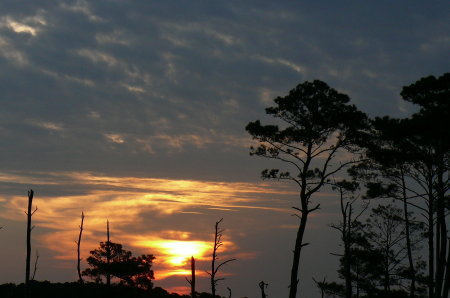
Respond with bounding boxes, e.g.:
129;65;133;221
354;73;450;297
25;189;37;297
246;80;367;298
319;204;425;297
400;73;450;298
186;256;196;298
207;218;236;298
329;180;367;298
82;241;155;290
366;204;424;294
76;211;85;284
259;281;268;298
106;220;111;286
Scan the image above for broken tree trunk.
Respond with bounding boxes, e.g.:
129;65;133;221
186;256;196;298
25;189;37;298
106;219;111;286
259;281;268;298
77;212;85;284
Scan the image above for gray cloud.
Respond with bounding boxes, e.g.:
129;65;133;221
0;1;449;296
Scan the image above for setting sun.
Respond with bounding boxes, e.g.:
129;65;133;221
134;239;212;266
159;241;211;266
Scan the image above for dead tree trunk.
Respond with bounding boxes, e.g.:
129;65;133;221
399;169;415;298
259;281;268;298
77;212;85;284
106;219;111;286
186;256;196;298
208;218;236;297
25;189;37;298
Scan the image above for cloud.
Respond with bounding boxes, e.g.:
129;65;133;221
0;1;448;296
0;170;295;283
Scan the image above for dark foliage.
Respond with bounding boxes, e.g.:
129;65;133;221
246;80;368;298
82;241;155;290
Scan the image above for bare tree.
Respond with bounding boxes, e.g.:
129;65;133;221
106;219;111;286
25;189;37;298
207;219;236;297
76;212;85;284
329;180;367;298
259;281;268;298
186;256;196;298
25;189;37;285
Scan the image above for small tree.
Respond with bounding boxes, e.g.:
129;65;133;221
82;241;155;290
207;218;236;297
365;204;425;295
329;180;368;298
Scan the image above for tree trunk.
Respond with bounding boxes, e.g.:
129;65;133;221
428;172;435;298
191;256;196;298
344;205;352;298
401;170;415;297
211;222;218;298
259;281;267;298
25;189;35;298
106;220;111;286
288;205;308;298
443;238;450;298
25;190;34;286
436;161;448;298
77;212;85;284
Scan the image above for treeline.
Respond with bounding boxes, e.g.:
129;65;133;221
246;73;449;298
0;281;216;298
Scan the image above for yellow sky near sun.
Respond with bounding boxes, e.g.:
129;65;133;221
0;171;294;281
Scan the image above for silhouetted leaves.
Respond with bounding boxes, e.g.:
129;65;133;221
82;241;155;290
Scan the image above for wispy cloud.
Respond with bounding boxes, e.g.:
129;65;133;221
0;170;295;283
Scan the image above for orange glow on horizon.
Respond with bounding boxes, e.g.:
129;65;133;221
0;170;302;283
134;239;212;266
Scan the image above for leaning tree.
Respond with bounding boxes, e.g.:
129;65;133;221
246;80;367;298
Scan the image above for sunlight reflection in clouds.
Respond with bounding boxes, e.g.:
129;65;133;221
0;170;295;281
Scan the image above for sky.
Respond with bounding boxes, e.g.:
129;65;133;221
0;1;449;297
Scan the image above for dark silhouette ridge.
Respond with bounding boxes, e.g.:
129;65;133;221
0;282;226;298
